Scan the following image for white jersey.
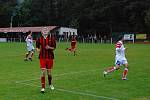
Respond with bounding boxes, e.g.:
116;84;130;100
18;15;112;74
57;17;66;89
25;35;34;51
115;41;127;65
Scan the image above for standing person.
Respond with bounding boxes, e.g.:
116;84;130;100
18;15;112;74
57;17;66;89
24;31;35;61
36;31;56;93
103;35;129;80
65;36;77;56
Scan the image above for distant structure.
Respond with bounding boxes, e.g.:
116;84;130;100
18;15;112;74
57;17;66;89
57;27;77;36
0;26;77;42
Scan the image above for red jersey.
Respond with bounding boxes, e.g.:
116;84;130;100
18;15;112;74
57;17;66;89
36;35;56;59
71;38;76;47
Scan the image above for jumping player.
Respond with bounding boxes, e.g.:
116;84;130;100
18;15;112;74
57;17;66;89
65;36;77;56
103;35;129;80
24;31;35;61
36;30;56;93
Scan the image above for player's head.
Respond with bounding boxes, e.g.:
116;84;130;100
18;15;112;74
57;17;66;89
41;32;49;39
41;27;49;39
27;30;32;35
118;35;124;41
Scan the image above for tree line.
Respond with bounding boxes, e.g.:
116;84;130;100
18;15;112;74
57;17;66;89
0;0;150;34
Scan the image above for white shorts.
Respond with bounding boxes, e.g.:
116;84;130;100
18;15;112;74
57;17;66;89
115;59;128;66
27;46;35;52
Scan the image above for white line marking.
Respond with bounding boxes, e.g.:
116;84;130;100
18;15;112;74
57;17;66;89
56;88;119;100
16;69;100;83
17;82;119;100
54;69;99;77
79;81;103;88
15;78;39;83
15;69;119;100
0;54;39;58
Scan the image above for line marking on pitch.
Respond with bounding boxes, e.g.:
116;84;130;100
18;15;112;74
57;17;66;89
15;69;119;100
16;82;119;100
16;69;100;83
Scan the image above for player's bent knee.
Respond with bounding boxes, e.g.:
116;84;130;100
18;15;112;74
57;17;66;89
115;66;120;70
124;64;128;68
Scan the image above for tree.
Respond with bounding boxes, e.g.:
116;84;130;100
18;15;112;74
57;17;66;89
123;0;149;32
145;8;150;31
0;0;17;27
1;0;150;33
16;0;32;26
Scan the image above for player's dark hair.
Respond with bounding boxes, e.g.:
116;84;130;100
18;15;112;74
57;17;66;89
27;30;31;35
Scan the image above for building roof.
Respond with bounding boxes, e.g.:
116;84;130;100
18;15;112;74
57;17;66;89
0;26;58;33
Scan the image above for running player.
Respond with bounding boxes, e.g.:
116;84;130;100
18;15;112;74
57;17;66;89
103;35;129;80
24;31;35;61
65;36;77;56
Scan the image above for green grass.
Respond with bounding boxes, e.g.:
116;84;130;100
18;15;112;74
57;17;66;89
0;42;150;100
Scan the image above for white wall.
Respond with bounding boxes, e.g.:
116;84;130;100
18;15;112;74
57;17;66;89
0;38;7;42
58;27;77;35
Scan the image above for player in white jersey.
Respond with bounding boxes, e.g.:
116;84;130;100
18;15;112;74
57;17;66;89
103;35;128;80
24;31;35;61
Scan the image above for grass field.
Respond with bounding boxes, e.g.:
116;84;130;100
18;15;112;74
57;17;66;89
0;42;150;100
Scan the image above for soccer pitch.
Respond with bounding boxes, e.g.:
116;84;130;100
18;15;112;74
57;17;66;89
0;42;150;100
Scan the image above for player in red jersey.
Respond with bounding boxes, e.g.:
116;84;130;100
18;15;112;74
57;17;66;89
36;30;56;93
66;36;77;56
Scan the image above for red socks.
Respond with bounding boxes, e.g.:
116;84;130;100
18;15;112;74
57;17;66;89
41;76;45;88
41;75;52;88
106;66;116;73
122;68;128;79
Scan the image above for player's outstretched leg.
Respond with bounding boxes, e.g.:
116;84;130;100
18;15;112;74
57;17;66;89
65;48;72;52
65;48;68;50
103;66;119;77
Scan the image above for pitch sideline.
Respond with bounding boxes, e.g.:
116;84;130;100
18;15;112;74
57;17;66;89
16;69;100;83
17;82;119;100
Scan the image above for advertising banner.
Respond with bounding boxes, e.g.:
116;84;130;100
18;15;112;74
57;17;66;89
124;34;134;40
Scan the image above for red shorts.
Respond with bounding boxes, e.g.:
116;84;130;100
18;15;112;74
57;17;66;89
72;45;76;49
40;59;53;70
68;46;76;52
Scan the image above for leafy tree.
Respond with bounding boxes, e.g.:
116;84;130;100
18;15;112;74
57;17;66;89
16;0;32;26
1;0;150;33
0;0;17;27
